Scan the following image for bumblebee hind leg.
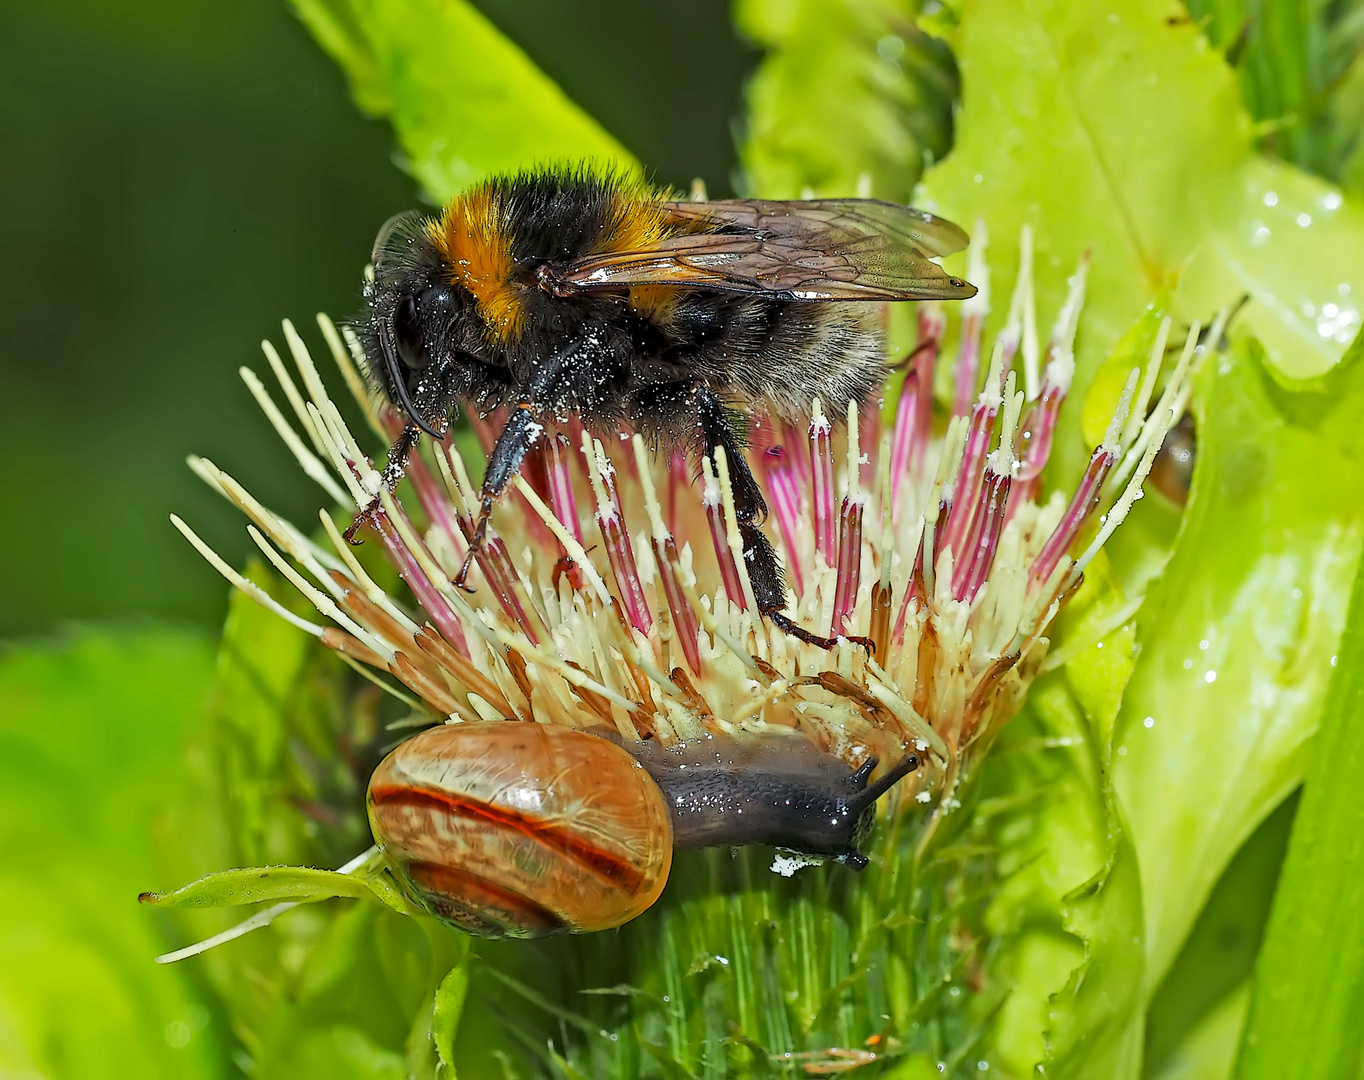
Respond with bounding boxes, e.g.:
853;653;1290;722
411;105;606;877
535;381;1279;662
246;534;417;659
639;382;870;654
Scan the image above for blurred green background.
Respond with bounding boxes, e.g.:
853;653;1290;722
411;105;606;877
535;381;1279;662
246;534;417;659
0;0;753;638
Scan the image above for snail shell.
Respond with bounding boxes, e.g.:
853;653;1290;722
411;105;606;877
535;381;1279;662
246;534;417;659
367;721;673;938
1150;412;1195;506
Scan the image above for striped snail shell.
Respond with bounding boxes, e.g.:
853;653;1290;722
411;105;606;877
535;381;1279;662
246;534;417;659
367;721;673;938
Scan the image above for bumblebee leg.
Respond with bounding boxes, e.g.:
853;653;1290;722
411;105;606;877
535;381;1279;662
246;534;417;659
455;335;596;587
689;387;872;654
694;388;769;524
768;609;875;655
345;357;467;545
343;422;423;545
455;403;544;588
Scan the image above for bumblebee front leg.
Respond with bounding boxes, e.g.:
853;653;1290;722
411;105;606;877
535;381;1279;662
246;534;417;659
343;421;423;544
453;338;589;587
454;402;545;588
691;387;872;654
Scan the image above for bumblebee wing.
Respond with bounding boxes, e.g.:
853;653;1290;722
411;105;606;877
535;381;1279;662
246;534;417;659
557;199;977;301
670;199;973;260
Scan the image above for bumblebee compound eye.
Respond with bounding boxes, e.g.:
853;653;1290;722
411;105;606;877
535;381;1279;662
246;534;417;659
393;296;428;371
366;722;674;938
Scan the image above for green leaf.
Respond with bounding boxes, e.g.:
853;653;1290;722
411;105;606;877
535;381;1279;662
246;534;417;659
1145;794;1297;1074
1179;155;1364;383
431;958;470;1074
148;570;478;1079
1149;983;1250;1080
735;0;955;201
140;864;376;908
918;0;1364;485
1114;334;1364;996
1233;523;1364;1079
287;0;635;203
190;560;375;880
913;2;1364;1037
261;1025;409;1079
1333;56;1364;194
982;604;1145;1079
0;625;223;1079
1049;832;1145;1080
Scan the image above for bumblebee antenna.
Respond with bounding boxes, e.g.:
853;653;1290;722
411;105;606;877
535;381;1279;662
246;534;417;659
376;318;443;438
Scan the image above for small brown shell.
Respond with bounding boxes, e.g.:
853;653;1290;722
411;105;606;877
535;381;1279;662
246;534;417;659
367;722;673;938
1149;412;1195;506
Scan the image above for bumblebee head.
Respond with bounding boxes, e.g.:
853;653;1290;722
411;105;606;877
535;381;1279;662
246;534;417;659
362;211;472;437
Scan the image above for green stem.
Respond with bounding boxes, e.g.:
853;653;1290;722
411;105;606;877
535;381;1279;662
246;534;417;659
1233;552;1364;1079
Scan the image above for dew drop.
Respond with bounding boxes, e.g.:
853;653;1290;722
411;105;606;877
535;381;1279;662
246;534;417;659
1263;191;1279;207
1297;212;1312;227
1144;716;1155;729
877;34;906;60
1316;305;1360;342
1323;192;1343;211
1204;670;1217;684
165;1023;192;1049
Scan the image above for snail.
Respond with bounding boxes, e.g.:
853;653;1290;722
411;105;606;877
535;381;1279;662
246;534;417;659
1149;411;1195;506
367;721;924;938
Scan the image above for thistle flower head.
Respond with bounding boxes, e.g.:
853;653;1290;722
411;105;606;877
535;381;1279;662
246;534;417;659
175;230;1200;844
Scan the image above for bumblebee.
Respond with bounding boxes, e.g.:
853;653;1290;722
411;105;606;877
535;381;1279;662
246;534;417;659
356;165;975;649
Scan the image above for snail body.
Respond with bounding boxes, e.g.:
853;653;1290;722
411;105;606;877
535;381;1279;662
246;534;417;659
625;733;916;870
368;722;922;938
